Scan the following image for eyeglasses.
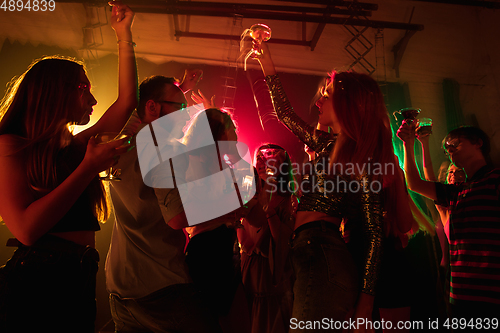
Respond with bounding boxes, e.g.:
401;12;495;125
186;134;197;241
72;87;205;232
443;139;460;155
448;169;465;176
156;100;187;109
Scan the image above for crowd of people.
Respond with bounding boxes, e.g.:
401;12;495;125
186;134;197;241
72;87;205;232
0;3;499;333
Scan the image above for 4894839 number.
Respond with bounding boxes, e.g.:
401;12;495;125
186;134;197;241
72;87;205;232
443;317;499;330
1;0;55;11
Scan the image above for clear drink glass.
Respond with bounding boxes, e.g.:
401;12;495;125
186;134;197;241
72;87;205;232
416;117;433;136
393;107;421;125
240;23;271;71
94;132;130;181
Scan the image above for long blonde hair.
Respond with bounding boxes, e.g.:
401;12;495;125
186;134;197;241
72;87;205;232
0;56;108;221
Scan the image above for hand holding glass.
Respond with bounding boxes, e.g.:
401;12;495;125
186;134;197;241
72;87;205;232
240;23;271;71
94;132;130;181
416;117;433;136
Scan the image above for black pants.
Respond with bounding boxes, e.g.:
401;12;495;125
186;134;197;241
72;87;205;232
185;225;240;316
0;234;99;333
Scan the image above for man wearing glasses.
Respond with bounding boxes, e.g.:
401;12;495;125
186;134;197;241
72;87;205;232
397;124;500;328
105;75;221;332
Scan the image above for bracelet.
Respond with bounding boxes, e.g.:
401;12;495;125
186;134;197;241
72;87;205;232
117;40;136;47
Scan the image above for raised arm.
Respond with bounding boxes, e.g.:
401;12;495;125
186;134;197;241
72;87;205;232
397;121;437;200
416;126;437;181
191;89;216;110
178;69;203;94
253;40;276;77
79;1;138;140
254;41;332;152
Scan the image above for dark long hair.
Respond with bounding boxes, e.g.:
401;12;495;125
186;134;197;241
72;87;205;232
328;71;424;238
0;56;108;221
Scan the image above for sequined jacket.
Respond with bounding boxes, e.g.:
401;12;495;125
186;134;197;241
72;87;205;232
265;74;383;295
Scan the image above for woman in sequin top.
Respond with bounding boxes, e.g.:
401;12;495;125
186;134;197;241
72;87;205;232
252;41;417;332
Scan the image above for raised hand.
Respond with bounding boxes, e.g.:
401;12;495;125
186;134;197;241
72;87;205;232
191;89;215;110
251;39;270;60
416;128;431;143
252;40;276;76
179;69;203;93
396;120;417;144
415;120;432;143
109;1;134;38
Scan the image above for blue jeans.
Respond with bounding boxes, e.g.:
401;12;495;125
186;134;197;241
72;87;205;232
0;234;99;333
110;283;222;333
290;221;358;332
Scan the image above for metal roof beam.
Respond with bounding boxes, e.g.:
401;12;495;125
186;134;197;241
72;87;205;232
56;1;421;31
128;5;423;31
125;1;373;17
271;0;378;11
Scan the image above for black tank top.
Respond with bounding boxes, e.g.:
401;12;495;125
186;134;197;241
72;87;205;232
49;141;100;232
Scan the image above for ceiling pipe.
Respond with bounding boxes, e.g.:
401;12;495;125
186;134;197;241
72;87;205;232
56;1;422;30
158;2;374;16
271;0;378;11
56;0;375;14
